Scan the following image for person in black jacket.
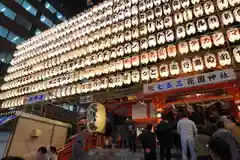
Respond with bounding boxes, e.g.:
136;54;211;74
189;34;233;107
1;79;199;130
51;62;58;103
125;116;137;152
156;114;173;160
140;123;157;160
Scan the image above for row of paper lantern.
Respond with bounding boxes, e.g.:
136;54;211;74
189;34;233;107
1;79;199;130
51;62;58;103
9;3;239;72
0;47;238;100
15;0;114;57
5;25;240;83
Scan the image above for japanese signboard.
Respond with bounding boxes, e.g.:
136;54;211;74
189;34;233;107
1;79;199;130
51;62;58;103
143;69;236;94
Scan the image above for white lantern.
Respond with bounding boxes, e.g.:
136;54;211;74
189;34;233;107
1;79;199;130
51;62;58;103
181;58;193;73
218;50;231;66
200;35;212;49
163;3;171;15
132;41;140;53
132;5;138;15
116;59;124;71
141;52;149;64
156;18;164;30
132;55;140;66
217;0;229;10
102;64;109;74
101;77;108;89
164;16;173;28
159;64;169;77
158;47;167;60
226;28;240;43
156;32;166;45
174;12;184;25
108;76;116;88
176;25;186;39
123;71;132;84
148;35;157;47
186;22;196;36
193;5;204;18
150;66;159;79
132;16;139;26
155;6;162;18
233;46;240;63
165;29;175;42
148;21;156;33
125;18;132;28
221;11;234;26
141;67;150;81
153;0;161;6
146;0;154;9
139;1;146;12
125;7;132;18
140;37;149;50
149;50;158;62
167;45;177;57
189;38;200;52
169;61;180;75
208;15;220;30
178;41;189;55
212;31;225;46
147;9;154;21
172;0;181;11
116;74;124;86
139;24;147;36
124;43;132;54
132;28;139;39
109;61;116;73
233;7;240;22
183;9;193;21
204;1;215;15
124;57;132;69
196;19;207;33
204;53;217;68
228;0;239;6
192;56;204;71
132;70;140;83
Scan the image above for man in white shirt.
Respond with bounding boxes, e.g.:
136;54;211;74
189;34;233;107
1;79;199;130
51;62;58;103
177;112;198;160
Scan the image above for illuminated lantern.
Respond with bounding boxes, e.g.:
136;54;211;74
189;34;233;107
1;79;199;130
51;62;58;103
116;74;124;86
167;45;177;57
102;63;109;74
156;32;166;45
118;32;125;44
193;5;204;18
153;0;161;6
95;65;103;76
132;5;138;15
132;0;138;5
109;61;116;73
132;16;139;26
71;84;77;95
77;84;82;93
155;7;163;18
192;56;204;71
148;35;157;47
189;38;200;52
156;18;164;30
221;11;234;26
169;61;180;75
196;19;207;33
172;0;181;11
212;31;225;46
101;77;108;89
217;0;229;10
91;54;97;64
125;0;131;8
234;7;240;22
163;3;171;15
125;30;132;41
186;22;196;36
149;50;158;62
132;55;140;67
108;75;116;88
174;12;184;25
86;103;106;133
181;0;190;8
148;21;156;33
146;0;154;9
140;37;149;50
139;1;146;12
183;9;193;21
218;50;231;66
141;52;149;64
176;25;186;39
165;29;175;42
132;70;140;83
233;46;240;62
117;45;124;57
158;47;167;60
181;58;193;73
132;41;140;53
200;35;212;49
226;28;240;43
208;15;220;30
112;24;118;33
141;67;150;81
123;71;131;84
159;64;169;77
125;19;132;29
147;9;154;21
204;53;217;68
164;16;173;28
124;57;132;69
132;28;139;39
125;8;132;18
116;59;124;71
124;43;132;54
178;41;189;55
150;66;159;79
204;1;214;15
140;24;148;36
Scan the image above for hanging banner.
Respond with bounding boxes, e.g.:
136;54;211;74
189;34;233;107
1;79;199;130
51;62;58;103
143;69;236;94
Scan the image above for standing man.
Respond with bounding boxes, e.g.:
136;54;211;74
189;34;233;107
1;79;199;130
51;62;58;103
140;124;157;160
156;114;173;160
177;112;198;160
125;116;137;152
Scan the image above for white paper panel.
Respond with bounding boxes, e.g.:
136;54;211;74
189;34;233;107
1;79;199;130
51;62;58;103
132;103;147;119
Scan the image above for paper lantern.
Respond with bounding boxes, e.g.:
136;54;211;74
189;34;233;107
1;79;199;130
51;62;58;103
124;43;132;54
169;61;180;75
132;28;139;39
149;50;158;62
212;31;225;46
124;57;132;69
226;28;240;43
193;5;204;18
167;45;177;57
159;64;169;77
204;1;215;15
164;16;173;28
192;56;204;71
102;63;109;74
125;30;132;41
218;50;231;66
181;0;190;8
125;7;132;18
141;67;150;81
153;0;161;6
132;41;140;53
141;52;149;64
189;38;200;52
172;0;181;11
116;59;124;70
132;16;139;26
156;32;166;45
150;66;159;79
148;21;156;33
116;74;124;86
108;75;116;88
204;53;217;68
132;0;138;5
176;25;186;39
183;9;193;21
221;11;234;26
217;0;229;10
200;35;212;49
109;61;116;73
77;84;82;93
196;19;207;33
86;103;106;133
123;71;132;84
186;22;196;35
228;0;239;6
158;47;167;60
155;6;162;18
181;58;193;73
146;0;154;9
233;7;240;22
147;9;154;21
165;29;175;42
148;35;157;47
178;41;189;55
125;19;132;28
101;77;108;89
132;70;140;83
174;12;184;25
132;5;138;15
208;15;220;30
233;46;240;63
140;37;149;50
117;45;124;57
132;55;140;66
163;3;171;15
156;18;164;30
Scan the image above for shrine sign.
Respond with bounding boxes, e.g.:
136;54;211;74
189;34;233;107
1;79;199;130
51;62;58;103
143;69;236;94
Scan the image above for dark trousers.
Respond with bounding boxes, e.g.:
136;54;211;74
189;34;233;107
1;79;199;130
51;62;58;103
160;145;172;160
128;134;136;151
144;150;156;160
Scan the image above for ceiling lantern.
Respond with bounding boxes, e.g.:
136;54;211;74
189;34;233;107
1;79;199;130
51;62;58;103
132;70;140;83
200;35;212;49
189;38;200;52
181;58;193;73
116;74;124;87
108;76;116;88
149;50;158;62
123;71;132;84
218;50;231;66
150;66;159;79
169;61;180;75
233;46;240;63
101;77;108;89
167;45;177;57
116;59;124;71
109;62;116;73
212;31;225;46
124;57;132;69
178;41;189;55
226;28;240;43
192;56;204;71
204;53;217;68
77;84;82;93
132;55;140;67
158;47;167;60
141;67;150;81
95;79;101;91
141;52;149;64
